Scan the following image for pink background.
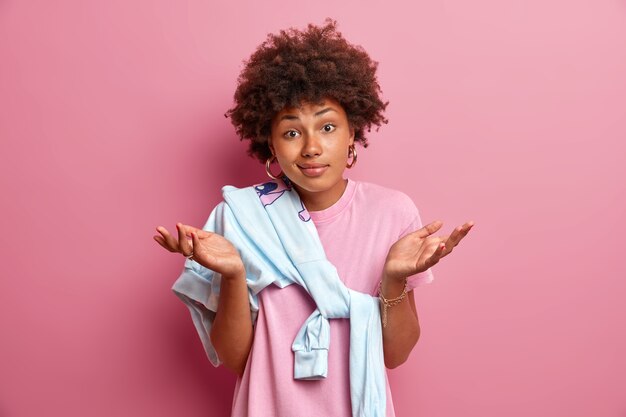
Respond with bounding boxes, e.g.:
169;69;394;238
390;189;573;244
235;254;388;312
1;1;625;416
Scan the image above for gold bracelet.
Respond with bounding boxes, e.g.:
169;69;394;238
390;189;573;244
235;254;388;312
378;279;408;328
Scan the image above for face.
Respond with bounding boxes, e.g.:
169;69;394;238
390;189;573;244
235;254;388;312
268;97;355;211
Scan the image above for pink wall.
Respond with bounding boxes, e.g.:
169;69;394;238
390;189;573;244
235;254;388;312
1;1;625;416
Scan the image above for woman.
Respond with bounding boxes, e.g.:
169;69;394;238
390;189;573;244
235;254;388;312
154;19;473;417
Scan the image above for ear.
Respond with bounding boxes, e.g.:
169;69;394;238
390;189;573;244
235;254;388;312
349;126;355;146
267;137;275;156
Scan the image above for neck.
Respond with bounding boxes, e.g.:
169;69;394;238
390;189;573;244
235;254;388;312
293;178;348;212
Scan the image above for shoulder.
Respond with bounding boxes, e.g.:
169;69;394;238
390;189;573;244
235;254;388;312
351;180;420;218
350;179;428;240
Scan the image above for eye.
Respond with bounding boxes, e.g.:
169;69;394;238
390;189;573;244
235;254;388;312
322;123;336;133
284;130;300;139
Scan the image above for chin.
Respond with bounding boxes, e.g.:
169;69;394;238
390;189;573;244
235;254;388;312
290;175;342;193
290;178;328;193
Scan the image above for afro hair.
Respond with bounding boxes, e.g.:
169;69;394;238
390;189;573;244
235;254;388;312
225;18;389;162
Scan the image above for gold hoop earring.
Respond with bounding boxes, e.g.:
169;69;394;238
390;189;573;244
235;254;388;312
265;155;283;180
346;144;357;169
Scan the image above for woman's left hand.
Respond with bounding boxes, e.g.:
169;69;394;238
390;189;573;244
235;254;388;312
383;220;474;282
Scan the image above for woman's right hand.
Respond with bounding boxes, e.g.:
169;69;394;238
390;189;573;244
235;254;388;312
153;223;245;278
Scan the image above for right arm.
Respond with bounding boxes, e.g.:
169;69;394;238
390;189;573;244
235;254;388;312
154;222;253;377
209;266;253;377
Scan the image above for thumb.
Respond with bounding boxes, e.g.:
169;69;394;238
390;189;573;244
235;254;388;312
190;231;200;251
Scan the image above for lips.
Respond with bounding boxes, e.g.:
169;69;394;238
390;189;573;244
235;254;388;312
298;163;329;177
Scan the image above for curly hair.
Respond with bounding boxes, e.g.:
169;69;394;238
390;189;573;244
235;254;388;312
225;18;389;162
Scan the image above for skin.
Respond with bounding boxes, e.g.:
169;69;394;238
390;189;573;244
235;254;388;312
267;97;355;211
153;96;474;375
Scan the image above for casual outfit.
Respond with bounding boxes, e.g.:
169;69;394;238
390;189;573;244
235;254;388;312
173;177;434;417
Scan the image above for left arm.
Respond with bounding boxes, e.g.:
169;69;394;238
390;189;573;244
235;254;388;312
381;219;474;368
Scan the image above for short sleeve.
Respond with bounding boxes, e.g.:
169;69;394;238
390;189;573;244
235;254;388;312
398;208;435;291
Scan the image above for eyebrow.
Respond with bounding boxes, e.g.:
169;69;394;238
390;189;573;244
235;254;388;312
279;107;337;121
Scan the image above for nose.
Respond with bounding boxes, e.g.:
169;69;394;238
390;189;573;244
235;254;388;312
301;133;322;158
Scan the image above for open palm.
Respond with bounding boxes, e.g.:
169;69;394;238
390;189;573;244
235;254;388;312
154;223;244;277
383;220;474;282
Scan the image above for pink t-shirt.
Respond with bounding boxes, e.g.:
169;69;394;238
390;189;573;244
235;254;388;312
230;178;434;417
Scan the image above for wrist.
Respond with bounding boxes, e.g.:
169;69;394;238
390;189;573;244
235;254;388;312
382;263;409;284
380;273;407;299
222;263;246;281
378;275;409;328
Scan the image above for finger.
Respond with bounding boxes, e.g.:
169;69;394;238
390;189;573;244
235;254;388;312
189;232;201;262
413;220;444;238
413;234;446;261
176;223;212;238
181;224;204;235
446;225;465;248
445;222;474;248
156;226;179;252
190;231;213;267
193;228;215;239
181;224;207;240
424;241;446;268
460;221;474;235
177;223;193;256
153;234;168;249
183;224;216;241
